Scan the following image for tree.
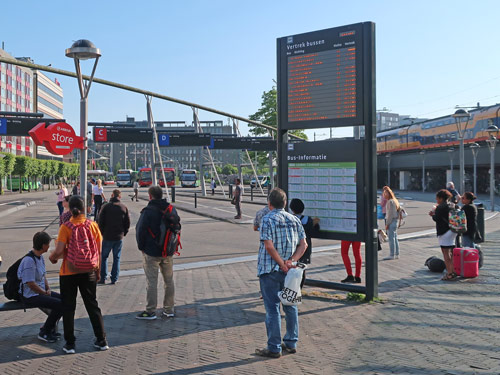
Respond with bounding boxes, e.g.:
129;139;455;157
115;162;122;172
222;163;237;175
248;86;308;140
13;156;34;193
126;160;132;170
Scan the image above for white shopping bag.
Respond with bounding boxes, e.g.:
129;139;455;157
278;263;306;306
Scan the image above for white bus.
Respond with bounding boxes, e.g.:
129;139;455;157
116;169;136;187
180;169;198;188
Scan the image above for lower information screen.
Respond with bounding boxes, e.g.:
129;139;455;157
288;161;357;234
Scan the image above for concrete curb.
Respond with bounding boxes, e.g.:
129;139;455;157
0;200;39;219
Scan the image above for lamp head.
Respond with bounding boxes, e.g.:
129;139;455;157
486;124;499;138
470;142;480;149
65;39;101;60
452;109;470;121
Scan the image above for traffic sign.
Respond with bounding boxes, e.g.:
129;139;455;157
158;133;211;147
29;122;85;155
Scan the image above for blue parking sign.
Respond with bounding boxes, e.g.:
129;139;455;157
0;118;6;135
158;133;170;146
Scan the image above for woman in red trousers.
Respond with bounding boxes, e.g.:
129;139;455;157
340;240;362;283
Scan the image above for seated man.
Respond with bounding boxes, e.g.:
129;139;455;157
18;231;64;343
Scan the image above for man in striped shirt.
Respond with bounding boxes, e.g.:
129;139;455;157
255;188;307;358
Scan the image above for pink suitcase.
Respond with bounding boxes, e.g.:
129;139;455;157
453;248;479;278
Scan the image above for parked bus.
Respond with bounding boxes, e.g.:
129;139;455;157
138;167;153;187
158;168;176;187
116;169;137;187
88;170;114;185
180;169;198;188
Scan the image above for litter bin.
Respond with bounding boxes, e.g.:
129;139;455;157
476;203;485;243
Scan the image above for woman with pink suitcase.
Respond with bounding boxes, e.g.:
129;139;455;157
430;189;457;281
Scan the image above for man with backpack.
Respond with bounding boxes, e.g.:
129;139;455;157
98;189;130;285
8;232;64;343
136;185;181;320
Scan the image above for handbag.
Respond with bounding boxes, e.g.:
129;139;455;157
230;197;236;205
378;229;388;243
278;263;306;306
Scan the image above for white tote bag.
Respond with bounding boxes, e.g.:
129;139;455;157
278;264;306;306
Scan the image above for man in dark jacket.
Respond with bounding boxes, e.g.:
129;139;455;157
135;185;180;320
98;189;130;285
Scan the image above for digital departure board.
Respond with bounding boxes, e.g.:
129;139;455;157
158;133;211;147
93;127;153;143
0;117;66;136
210;136;276;151
277;23;366;130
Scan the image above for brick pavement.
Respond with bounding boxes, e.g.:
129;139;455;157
1;227;500;374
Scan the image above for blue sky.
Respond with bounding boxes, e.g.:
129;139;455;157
3;0;500;139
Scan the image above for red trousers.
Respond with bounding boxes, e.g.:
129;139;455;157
341;241;362;278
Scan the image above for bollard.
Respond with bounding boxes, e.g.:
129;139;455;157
267;184;271;196
229;184;233;199
171;186;175;203
476;203;485;243
251;186;254;201
194;192;197;208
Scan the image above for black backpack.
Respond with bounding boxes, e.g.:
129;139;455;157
424;256;446;273
3;252;36;301
151;204;182;257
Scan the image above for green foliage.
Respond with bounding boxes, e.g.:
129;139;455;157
221;163;237;175
126;160;132;169
1;153;16;176
248;86;308;140
0;155;5;177
13;156;34;177
346;292;367;302
115;162;122;172
215;165;222;175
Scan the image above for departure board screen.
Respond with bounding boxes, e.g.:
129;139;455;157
277;23;365;130
93;127;153;143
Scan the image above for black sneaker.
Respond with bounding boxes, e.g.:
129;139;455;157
136;311;157;320
94;339;109;351
97;280;105;285
341;275;355;283
281;343;297;354
354;277;362;283
63;343;76;354
38;331;57;343
255;348;281;358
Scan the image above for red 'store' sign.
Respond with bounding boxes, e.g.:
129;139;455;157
29;122;85;155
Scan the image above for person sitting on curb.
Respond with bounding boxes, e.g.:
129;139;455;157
18;232;64;343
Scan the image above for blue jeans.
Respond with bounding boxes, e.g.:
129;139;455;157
100;240;123;283
387;220;400;256
57;201;64;216
259;271;299;353
462;235;475;248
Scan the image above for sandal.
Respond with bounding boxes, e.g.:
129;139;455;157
441;272;458;281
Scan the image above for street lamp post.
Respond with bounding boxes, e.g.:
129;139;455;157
453;109;471;195
447;148;454;178
486;123;499;211
385;153;391;188
65;40;101;206
420;151;425;192
469;143;480;194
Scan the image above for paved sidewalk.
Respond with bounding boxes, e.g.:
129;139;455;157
1;224;499;374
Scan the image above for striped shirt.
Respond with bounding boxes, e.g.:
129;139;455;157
257;208;305;276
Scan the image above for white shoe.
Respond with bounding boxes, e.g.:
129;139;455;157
395;255;400;259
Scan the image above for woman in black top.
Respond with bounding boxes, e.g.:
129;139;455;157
430;189;457;280
461;192;478;248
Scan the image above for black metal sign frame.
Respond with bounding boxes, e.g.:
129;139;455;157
277;22;377;299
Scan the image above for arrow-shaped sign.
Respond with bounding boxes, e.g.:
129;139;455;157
29;122;85;155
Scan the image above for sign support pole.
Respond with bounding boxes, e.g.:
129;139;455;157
146;97;157;186
363;22;378;301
